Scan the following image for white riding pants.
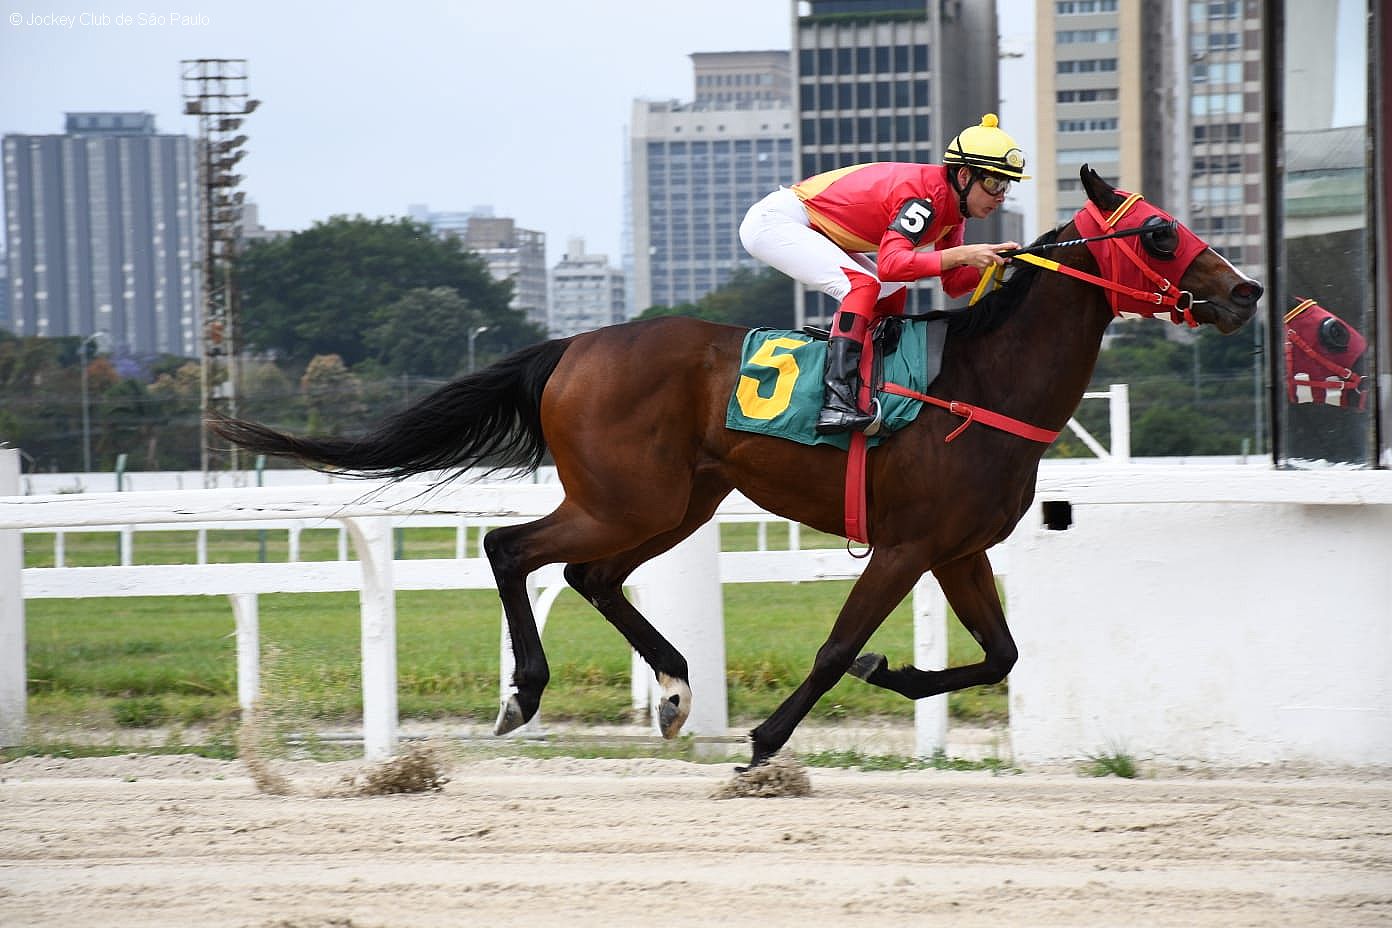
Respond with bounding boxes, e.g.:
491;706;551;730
739;187;907;304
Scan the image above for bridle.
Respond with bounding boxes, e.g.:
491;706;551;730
970;193;1203;327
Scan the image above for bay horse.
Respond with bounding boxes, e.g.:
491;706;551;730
212;167;1262;768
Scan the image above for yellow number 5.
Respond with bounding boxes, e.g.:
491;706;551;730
735;336;808;420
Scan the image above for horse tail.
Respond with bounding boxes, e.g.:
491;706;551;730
209;338;572;479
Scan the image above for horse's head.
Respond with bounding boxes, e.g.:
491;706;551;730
1078;165;1262;333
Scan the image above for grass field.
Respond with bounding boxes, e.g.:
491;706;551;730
20;523;1007;740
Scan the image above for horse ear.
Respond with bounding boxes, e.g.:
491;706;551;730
1079;164;1124;210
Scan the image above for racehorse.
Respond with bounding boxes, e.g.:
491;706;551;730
211;167;1262;768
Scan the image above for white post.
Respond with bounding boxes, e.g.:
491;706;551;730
1109;383;1131;462
633;521;727;736
912;573;949;758
630;644;650;715
343;516;398;760
229;593;260;713
0;449;25;746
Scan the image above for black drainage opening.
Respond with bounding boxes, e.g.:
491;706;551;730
1041;500;1073;531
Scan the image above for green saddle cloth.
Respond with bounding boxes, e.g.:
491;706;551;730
724;321;931;450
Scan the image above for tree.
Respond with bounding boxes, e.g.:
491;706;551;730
0;334;85;470
146;362;202;469
367;287;482;377
1131;404;1238;456
300;354;366;435
1057;318;1261;459
237;216;541;367
638;268;796;329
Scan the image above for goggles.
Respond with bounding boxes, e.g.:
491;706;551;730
976;172;1012;196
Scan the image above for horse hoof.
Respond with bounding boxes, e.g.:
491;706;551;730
493;696;527;736
735;750;776;774
656;674;692;740
849;652;888;682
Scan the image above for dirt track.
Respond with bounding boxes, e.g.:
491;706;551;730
2;752;1390;928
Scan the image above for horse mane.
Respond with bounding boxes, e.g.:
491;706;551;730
945;227;1063;339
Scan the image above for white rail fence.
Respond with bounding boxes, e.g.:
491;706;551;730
9;431;1387;768
0;449;960;759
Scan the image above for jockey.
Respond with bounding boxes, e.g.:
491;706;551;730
739;113;1029;435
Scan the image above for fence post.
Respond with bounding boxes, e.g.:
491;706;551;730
229;593;260;712
343;516;398;760
633;521;727;737
912;573;949;757
630;643;649;715
1109;383;1131;462
0;449;24;746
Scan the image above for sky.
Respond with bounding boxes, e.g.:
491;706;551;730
1;1;1036;267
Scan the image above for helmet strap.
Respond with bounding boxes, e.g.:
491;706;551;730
947;166;974;219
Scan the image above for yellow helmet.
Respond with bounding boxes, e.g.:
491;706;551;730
943;113;1030;181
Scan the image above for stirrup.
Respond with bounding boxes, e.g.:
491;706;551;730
862;398;883;437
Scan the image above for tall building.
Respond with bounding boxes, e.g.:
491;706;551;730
1035;0;1265;277
629;51;795;313
464;217;548;330
548;237;626;338
0;242;8;331
793;0;1005;322
692;50;793;108
409;205;548;330
238;201;292;245
2;112;201;355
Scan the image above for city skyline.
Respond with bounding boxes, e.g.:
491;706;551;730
2;2;1040;274
1;1;793;270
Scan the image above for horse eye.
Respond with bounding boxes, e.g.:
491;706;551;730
1141;216;1178;259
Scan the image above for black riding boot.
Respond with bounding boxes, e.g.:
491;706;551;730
815;336;877;435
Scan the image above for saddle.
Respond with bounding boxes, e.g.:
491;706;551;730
801;315;948;398
725;319;943;451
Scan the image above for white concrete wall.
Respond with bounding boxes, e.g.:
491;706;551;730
1007;482;1392;767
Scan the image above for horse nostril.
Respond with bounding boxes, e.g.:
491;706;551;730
1230;281;1263;307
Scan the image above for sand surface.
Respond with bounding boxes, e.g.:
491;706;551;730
2;751;1390;928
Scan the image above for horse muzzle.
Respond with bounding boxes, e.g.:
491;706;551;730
1230;279;1263;310
1199;278;1263;334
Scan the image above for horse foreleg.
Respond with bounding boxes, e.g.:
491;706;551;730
564;476;732;739
848;550;1018;699
746;547;924;768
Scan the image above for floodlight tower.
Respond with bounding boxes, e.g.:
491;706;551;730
180;59;260;482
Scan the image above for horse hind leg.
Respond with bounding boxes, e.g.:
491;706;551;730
565;559;692;739
482;521;552;735
484;502;664;735
562;475;732;740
